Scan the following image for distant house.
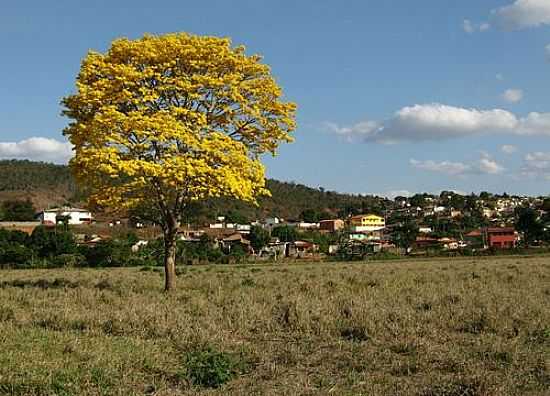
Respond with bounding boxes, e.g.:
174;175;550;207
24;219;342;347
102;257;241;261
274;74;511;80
415;236;463;250
319;219;344;232
178;228;205;241
418;226;433;234
221;232;252;253
449;209;462;218
38;207;93;226
349;229;383;241
259;238;287;259
287;240;318;258
466;227;518;249
349;214;385;233
263;217;281;230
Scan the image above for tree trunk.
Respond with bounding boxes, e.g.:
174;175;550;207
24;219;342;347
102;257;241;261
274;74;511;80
164;231;177;292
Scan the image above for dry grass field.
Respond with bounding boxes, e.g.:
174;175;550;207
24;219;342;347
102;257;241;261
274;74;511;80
0;256;549;395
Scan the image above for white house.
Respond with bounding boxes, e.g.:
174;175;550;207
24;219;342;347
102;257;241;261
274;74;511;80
38;207;93;225
262;217;281;230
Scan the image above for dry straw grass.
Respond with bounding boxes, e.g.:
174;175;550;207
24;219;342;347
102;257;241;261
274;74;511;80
0;256;549;395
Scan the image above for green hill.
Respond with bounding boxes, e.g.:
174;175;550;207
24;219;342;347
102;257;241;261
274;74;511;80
0;160;387;221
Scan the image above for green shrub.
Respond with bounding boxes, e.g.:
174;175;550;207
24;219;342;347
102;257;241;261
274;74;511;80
340;325;370;342
0;243;33;266
0;306;14;322
184;346;245;388
51;253;86;268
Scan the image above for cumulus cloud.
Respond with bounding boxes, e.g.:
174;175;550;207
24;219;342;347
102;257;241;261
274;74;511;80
521;151;550;180
492;0;550;30
478;157;505;174
410;154;505;176
0;137;73;163
463;19;491;33
410;159;470;176
502;88;524;103
463;19;475;33
480;22;491;31
326;103;550;143
323;120;380;142
501;144;518;154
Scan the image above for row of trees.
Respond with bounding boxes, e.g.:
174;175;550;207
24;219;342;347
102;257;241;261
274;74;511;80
0;226;256;269
0;226;137;268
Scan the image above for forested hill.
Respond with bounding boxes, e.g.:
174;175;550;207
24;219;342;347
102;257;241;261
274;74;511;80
0;159;388;220
0;160;75;191
0;160;80;210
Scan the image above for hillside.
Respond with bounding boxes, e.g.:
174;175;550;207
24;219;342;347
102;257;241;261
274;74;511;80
0;160;81;210
0;160;388;221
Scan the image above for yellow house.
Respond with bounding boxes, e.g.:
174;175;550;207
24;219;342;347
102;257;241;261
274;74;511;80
349;214;385;232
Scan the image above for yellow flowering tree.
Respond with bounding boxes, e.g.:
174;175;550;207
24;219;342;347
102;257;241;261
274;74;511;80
62;33;296;291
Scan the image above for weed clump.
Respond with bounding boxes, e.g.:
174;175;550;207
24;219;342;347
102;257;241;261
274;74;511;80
458;312;490;334
241;278;255;287
389;342;417;355
418;380;483;396
183;346;248;388
0;306;14;322
340;325;370;343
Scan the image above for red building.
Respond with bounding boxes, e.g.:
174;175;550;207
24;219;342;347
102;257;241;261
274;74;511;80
485;227;518;248
467;227;518;249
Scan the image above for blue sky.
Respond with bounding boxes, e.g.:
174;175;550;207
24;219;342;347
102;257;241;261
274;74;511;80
1;0;549;197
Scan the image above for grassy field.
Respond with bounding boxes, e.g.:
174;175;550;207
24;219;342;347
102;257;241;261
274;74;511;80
0;256;549;395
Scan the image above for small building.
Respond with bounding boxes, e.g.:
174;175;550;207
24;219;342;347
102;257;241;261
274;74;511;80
319;219;344;233
259;238;287;259
220;232;252;254
349;229;382;241
466;227;518;249
178;228;205;241
485;227;518;249
349;214;385;233
287;240;318;258
38;207;93;226
263;217;282;231
418;225;433;234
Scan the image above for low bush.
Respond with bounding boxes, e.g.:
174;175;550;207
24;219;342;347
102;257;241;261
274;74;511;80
183;346;248;388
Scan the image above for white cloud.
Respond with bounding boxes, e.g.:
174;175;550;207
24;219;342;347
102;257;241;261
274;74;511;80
326;103;550;143
463;19;475;33
463;19;491;33
521;151;550;180
478;157;505;174
410;159;470;176
382;104;519;142
479;22;491;31
0;137;73;163
519;112;550;135
323;120;380;142
492;0;550;30
410;154;505;176
501;144;518;154
502;88;524;103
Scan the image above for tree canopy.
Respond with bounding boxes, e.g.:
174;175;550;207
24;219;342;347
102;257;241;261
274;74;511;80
62;33;296;290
